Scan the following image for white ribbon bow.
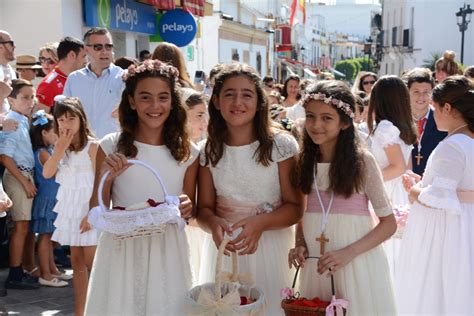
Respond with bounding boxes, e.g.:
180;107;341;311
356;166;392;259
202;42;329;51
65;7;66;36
325;295;349;316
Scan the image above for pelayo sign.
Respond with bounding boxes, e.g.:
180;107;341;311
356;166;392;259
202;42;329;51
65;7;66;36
159;9;197;47
84;0;156;35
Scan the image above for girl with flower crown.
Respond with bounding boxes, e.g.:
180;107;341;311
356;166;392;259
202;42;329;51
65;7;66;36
85;59;199;315
288;80;397;315
197;63;304;315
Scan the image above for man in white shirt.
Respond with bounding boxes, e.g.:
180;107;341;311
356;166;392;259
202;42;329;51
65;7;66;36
0;30;17;115
64;28;124;138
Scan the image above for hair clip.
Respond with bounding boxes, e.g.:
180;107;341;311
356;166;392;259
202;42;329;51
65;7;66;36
54;94;67;103
32;110;48;126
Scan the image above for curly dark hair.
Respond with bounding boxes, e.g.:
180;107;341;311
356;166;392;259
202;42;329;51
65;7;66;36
204;63;274;167
297;80;365;198
116;61;191;163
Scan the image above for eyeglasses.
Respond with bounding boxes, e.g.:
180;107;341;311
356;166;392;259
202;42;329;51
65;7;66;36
0;40;14;47
39;57;56;65
87;43;114;52
362;80;376;85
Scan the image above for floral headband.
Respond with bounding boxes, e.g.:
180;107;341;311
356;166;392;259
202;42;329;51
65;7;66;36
122;59;180;82
301;92;355;119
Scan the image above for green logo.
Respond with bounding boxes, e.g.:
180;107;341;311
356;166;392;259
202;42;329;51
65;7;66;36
98;0;111;28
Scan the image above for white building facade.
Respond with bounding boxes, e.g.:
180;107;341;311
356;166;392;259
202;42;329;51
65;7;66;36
380;0;474;76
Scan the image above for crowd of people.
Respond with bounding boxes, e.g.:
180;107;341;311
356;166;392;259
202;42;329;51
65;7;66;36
0;27;473;316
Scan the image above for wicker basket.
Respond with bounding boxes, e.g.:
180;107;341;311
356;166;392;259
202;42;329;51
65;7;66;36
88;159;186;240
281;256;347;316
185;238;265;315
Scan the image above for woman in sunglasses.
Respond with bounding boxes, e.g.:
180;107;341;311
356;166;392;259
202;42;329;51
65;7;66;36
353;71;378;95
38;43;59;76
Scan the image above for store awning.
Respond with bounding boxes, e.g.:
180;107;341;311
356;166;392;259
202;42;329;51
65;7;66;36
142;0;176;10
328;67;345;77
182;0;205;17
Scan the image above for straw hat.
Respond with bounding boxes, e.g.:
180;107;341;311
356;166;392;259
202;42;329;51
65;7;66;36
15;55;42;69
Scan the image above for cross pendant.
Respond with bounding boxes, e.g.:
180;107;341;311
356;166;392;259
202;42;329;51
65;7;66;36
415;153;423;165
316;232;329;255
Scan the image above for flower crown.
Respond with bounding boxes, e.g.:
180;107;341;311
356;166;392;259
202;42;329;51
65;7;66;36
301;92;355;119
122;59;180;82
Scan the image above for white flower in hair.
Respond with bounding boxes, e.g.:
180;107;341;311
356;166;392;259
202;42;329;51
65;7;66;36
301;92;355;119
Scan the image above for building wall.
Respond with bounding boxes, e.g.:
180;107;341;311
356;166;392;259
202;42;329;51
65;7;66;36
380;0;474;76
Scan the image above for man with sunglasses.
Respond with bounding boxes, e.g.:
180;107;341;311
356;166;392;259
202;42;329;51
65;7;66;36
36;37;86;113
0;30;17;114
64;27;124;138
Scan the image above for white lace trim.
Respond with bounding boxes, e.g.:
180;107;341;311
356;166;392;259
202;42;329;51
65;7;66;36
373;120;403;148
88;201;186;238
272;132;299;162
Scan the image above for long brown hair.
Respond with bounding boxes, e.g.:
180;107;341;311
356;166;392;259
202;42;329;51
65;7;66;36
367;75;417;145
30;112;55;151
435;50;460;77
116;60;191;163
297;80;365;198
204;63;274;167
53;97;94;152
152;42;194;88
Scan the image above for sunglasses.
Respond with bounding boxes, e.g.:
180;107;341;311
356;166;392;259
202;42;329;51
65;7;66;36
87;43;114;52
0;40;14;47
39;57;56;64
362;80;376;85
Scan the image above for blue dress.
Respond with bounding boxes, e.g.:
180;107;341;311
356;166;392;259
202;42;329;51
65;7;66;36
30;147;59;234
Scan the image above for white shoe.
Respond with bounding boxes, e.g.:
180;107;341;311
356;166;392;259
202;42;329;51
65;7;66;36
52;272;73;280
38;277;68;287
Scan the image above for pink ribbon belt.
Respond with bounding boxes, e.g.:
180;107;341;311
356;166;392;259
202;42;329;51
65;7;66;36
216;196;281;224
458;190;474;204
307;190;371;216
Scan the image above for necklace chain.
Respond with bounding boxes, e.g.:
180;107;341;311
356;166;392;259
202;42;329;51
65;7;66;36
314;174;334;233
448;124;468;137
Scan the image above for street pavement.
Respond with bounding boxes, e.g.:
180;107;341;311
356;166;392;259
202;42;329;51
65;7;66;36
0;268;74;315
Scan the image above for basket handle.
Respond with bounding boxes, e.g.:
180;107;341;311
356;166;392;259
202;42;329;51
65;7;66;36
214;237;238;301
292;256;337;296
97;159;170;213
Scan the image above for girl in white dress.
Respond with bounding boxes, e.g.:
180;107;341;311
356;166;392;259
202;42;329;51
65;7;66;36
43;96;99;316
288;80;397;316
197;63;304;315
85;60;199;315
367;76;417;278
397;75;474;315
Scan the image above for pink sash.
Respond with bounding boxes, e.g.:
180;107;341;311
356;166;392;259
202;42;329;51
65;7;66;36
458;190;474;204
216;196;281;224
307;190;371;216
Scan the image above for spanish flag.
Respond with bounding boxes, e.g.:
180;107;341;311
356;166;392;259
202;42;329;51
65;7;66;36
289;0;306;26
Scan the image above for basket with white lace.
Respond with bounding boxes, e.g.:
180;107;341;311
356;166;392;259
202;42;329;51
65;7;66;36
88;159;185;240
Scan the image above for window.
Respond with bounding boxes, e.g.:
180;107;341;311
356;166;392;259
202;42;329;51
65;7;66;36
256;52;262;75
243;50;250;64
232;48;239;61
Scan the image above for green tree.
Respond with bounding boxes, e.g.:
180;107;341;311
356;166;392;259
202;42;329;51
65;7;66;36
422;52;442;71
334;60;357;80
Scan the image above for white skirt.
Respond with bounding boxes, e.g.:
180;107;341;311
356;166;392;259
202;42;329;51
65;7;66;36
299;213;397;316
396;202;474;315
198;227;294;316
85;225;192;316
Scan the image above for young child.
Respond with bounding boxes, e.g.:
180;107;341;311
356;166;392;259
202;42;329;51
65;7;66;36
397;76;474;315
85;59;199;315
367;76;417;277
0;79;38;290
288;80;397;315
43;96;99;315
197;63;304;315
29;110;71;287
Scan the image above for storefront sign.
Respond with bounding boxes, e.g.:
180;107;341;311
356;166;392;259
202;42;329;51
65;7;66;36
84;0;157;34
158;9;197;47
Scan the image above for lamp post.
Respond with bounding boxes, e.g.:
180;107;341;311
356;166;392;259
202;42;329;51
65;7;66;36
301;46;306;65
456;4;473;64
364;37;373;71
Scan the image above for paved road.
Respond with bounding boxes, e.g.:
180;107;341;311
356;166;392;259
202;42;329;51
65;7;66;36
0;268;74;315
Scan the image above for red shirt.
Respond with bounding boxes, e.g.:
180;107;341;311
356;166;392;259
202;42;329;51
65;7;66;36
36;68;68;107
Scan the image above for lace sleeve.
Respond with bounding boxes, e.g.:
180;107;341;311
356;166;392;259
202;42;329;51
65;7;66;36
418;141;464;214
272;132;299;162
362;150;393;217
372;120;402;148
